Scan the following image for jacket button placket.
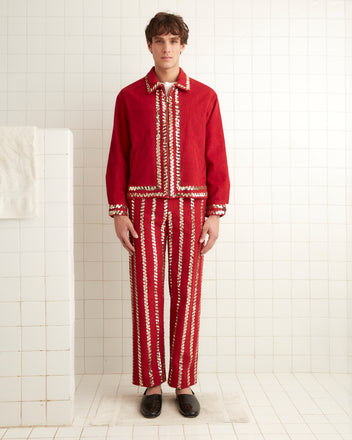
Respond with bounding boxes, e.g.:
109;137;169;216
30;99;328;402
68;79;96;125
162;85;174;198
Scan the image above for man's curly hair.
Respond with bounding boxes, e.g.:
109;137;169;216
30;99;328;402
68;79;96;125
145;12;189;45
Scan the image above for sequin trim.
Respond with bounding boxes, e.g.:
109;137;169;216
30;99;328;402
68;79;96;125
127;192;208;198
168;93;175;196
129;199;143;385
145;75;162;93
127;75;207;198
191;198;205;383
109;203;128;217
151;198;164;380
161;91;169;194
205;203;226;217
178;198;196;388
168;197;184;384
155;89;162;189
140;199;153;384
161;200;168;290
174;88;207;193
145;70;190;94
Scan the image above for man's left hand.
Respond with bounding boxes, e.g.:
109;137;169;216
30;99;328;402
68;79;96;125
199;215;220;255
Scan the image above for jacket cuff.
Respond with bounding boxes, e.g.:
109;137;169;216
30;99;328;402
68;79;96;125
205;203;226;217
109;203;128;218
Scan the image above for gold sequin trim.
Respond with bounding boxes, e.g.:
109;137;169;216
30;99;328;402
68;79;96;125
151;198;164;380
168;93;175;196
175;88;207;193
194;199;205;379
177;74;190;91
188;198;204;384
145;75;162;94
140;199;153;384
178;198;196;388
161;91;169;194
129;199;143;385
161;199;168;291
145;71;190;94
127;187;161;191
109;203;127;209
167;209;173;294
168;197;184;385
208;203;226;209
127;192;208;198
131;75;207;198
109;203;128;217
174;88;181;193
206;203;226;217
155;89;162;189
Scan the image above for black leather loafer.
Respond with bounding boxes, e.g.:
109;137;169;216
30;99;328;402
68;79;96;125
140;388;162;418
175;388;200;417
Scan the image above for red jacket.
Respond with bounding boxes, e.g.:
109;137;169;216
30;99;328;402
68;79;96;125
106;66;230;218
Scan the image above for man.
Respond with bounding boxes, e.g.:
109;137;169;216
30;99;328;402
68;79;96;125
106;12;230;418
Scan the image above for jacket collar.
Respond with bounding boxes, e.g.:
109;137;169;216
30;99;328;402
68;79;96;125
145;66;190;94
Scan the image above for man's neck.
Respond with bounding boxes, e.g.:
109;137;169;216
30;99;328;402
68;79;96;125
154;65;180;83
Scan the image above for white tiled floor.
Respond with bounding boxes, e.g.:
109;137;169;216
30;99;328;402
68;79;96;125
0;373;350;440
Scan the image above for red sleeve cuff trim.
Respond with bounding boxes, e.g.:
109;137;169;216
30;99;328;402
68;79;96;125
109;204;128;217
205;204;226;217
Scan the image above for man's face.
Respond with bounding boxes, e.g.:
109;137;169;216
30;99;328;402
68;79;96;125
147;33;186;71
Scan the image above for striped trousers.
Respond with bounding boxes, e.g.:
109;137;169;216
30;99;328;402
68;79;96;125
127;197;207;389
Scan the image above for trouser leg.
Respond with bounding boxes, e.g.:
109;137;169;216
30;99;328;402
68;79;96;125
167;198;206;389
127;197;168;387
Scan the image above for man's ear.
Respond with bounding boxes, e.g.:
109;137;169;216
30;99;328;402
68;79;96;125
147;41;152;53
180;43;186;54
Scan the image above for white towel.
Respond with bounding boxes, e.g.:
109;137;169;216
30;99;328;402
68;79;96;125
0;126;38;218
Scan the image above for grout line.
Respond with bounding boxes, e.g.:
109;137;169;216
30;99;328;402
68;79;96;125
101;0;105;381
215;372;240;439
308;0;312;376
289;0;293;375
307;372;350;416
233;1;237;377
43;1;48;428
255;373;295;440
274;372;324;440
251;0;255;376
5;0;8;127
78;374;104;438
234;373;264;437
293;372;346;439
81;0;85;377
269;0;274;373
325;0;331;376
213;0;219;387
344;0;351;379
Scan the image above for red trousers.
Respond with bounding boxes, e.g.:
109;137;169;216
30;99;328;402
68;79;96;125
127;197;207;389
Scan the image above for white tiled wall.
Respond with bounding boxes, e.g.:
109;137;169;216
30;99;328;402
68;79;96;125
0;129;75;426
0;0;351;383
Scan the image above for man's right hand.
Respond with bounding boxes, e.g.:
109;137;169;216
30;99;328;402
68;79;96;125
113;215;138;256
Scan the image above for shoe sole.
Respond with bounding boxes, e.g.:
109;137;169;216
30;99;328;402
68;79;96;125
178;410;199;417
140;409;161;418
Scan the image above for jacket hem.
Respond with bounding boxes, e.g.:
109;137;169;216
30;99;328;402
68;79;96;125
126;190;209;198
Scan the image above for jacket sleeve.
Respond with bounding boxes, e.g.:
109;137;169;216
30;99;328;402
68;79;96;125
105;90;131;218
204;92;230;218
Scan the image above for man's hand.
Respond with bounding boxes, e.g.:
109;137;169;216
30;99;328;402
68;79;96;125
199;215;220;255
113;215;138;256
